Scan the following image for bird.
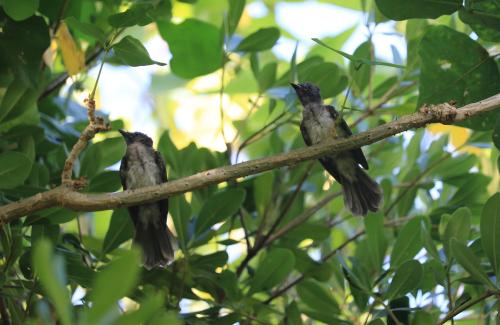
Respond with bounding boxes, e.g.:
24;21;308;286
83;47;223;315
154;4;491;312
290;82;382;216
118;129;175;268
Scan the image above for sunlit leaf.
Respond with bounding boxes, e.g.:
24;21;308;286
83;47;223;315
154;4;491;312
112;36;166;67
236;27;280;52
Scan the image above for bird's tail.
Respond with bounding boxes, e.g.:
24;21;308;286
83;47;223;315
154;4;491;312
134;225;175;270
342;167;382;216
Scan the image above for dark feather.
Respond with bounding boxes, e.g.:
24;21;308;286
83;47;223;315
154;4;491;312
154;150;168;225
300;121;312;146
119;155;139;226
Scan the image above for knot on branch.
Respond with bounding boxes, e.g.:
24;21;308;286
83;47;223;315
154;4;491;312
419;101;458;124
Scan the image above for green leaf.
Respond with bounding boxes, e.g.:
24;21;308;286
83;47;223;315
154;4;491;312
248;248;295;294
33;239;73;325
158;131;180;175
390;217;423;268
95;137;126;169
349;41;372;94
364;213;387;273
257;62;277;92
80;144;103;178
296;278;340;314
0;151;32;188
301;62;348;98
450;238;495;288
284;301;302;325
114;293;166;325
85;249;141;323
195;189;246;235
442;207;471;260
102;208;134;255
112;36;166;67
158;18;222;78
88;171;122;193
459;3;500;42
375;0;460;20
108;1;172;27
493;116;500;150
169;195;191;253
64;17;106;43
236;27;280;52
385;260;423;299
0;77;28;122
418;26;500;130
227;0;246;36
480;193;500;281
311;38;405;69
0;16;50;87
2;0;39;21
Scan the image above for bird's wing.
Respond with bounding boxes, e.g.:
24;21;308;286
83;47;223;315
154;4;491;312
325;105;369;170
119;156;128;190
300;120;313;146
154;150;169;225
120;155;140;226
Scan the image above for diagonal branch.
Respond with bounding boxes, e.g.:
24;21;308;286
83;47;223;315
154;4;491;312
0;93;499;224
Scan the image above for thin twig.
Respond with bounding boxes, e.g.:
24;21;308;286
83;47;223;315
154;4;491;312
437;290;499;325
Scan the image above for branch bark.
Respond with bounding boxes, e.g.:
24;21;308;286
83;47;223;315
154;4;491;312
1;93;499;224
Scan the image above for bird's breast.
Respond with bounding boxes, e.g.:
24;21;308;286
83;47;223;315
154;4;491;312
125;144;161;189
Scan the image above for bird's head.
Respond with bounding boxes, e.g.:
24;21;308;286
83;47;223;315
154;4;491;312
290;82;322;106
118;129;153;147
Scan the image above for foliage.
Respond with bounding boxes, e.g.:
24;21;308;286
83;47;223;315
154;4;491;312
0;0;499;324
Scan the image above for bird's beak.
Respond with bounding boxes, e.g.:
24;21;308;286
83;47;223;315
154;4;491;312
290;83;301;91
118;129;132;143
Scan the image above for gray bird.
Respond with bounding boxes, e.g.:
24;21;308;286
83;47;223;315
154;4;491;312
118;130;175;268
291;83;382;216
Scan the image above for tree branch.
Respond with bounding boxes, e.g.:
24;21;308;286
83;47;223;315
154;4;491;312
437;290;500;325
0;93;499;224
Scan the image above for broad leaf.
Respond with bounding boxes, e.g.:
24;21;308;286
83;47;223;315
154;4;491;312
442;207;471;260
390;217;423;268
113;36;166;67
480;193;500;281
296;278;340;314
451;238;495;288
386;260;422;299
236;27;280;52
102;209;134;255
248;248;295;294
0;151;32;189
375;0;461;20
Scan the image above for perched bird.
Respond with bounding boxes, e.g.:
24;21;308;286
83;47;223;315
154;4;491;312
118;129;175;268
291;83;382;216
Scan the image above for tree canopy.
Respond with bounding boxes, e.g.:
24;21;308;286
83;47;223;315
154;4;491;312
0;0;499;324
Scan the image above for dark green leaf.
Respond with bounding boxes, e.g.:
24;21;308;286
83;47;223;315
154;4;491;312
31;223;59;245
385;260;422;299
65;17;106;43
195;189;246;235
114;293;166;325
158;19;222;78
236;27;280;52
88;171;122;193
442;207;471;260
349;41;372;94
227;0;246;36
0;77;27;122
113;36;166;66
80;144;102;178
301;62;348;98
459;3;500;42
248;248;295;294
2;0;39;21
390;217;423;268
0;151;32;188
33;239;73;325
296;278;340;314
169;195;191;252
102;209;134;255
451;238;495;288
364;213;387;273
375;0;460;20
480;193;500;280
418;26;500;130
108;1;172;27
85;249;141;323
493;115;500;150
258;62;277;92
